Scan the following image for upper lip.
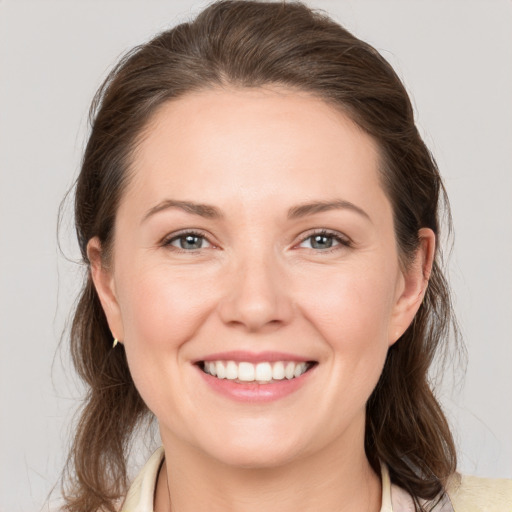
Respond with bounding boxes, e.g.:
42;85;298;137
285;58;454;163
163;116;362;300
193;351;315;364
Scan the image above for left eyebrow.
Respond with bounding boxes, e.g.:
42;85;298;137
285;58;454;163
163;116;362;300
287;199;372;222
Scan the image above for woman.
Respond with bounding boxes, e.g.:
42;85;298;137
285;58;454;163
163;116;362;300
62;1;512;511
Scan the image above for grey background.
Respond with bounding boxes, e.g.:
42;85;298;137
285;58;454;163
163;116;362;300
0;1;511;510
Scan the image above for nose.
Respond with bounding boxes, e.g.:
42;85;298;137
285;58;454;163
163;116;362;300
217;250;294;333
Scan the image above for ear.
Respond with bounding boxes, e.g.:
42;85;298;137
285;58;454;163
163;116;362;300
87;237;124;342
388;228;435;346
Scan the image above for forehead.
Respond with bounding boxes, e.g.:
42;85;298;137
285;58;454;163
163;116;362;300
122;86;387;221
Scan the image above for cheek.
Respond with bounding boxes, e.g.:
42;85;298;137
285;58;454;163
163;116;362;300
117;263;212;347
299;262;398;397
114;263;217;422
301;262;398;345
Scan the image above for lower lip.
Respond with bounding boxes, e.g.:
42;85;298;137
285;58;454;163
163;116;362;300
195;365;315;403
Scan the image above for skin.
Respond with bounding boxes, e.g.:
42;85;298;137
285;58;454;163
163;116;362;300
89;86;434;512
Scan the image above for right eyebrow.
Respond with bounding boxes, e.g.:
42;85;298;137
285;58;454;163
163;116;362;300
141;199;224;224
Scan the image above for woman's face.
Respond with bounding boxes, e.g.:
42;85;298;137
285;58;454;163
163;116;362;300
90;86;430;468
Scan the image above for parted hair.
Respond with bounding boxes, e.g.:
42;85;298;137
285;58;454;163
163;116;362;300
63;1;460;511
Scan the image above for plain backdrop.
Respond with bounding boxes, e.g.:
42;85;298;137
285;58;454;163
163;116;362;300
1;0;511;510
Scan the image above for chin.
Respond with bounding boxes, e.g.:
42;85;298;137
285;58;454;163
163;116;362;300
214;445;300;470
197;427;307;470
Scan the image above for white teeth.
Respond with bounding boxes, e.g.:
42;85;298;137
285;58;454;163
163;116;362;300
238;362;255;381
216;361;226;379
255;362;272;382
225;361;238;380
294;363;307;378
272;361;285;380
285;362;295;379
202;360;310;383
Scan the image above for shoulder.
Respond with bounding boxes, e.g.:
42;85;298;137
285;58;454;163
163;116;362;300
446;472;512;511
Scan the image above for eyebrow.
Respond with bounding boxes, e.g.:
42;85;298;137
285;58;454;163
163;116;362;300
287;199;371;221
142;198;371;223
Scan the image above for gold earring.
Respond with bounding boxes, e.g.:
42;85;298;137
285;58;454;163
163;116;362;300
113;338;119;348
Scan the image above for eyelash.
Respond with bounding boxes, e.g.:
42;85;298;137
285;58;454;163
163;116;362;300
161;229;352;255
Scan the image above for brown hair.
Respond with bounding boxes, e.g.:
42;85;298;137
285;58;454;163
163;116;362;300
63;1;460;510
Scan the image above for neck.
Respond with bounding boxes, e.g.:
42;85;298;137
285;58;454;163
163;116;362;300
154;428;382;512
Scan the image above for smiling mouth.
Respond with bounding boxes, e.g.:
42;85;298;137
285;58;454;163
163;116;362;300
198;360;317;384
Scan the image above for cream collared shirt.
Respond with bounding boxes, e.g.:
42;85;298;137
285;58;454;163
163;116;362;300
120;447;512;512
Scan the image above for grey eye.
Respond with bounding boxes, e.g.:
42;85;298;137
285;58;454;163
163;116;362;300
300;232;341;250
309;234;336;250
166;232;212;251
179;234;204;250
